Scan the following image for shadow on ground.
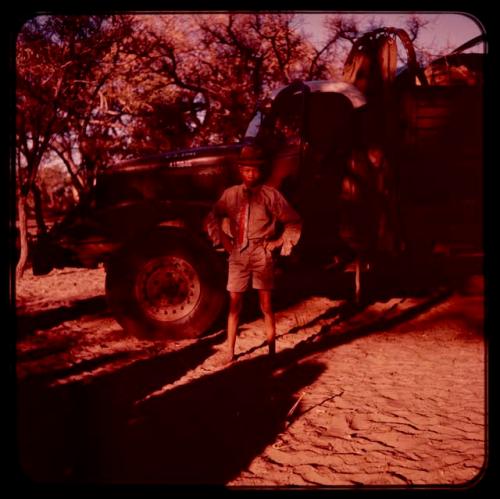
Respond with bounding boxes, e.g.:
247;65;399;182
16;252;482;484
15;252;482;338
240;252;482;322
16;296;109;338
17;348;325;484
17;286;455;485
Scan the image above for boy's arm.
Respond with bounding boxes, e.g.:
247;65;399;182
206;192;234;253
269;191;302;256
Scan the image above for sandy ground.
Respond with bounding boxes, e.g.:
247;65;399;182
15;265;486;487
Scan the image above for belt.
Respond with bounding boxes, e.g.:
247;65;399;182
235;237;268;252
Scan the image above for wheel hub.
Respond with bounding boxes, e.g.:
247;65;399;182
135;256;201;322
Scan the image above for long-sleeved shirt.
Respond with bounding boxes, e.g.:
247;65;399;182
207;183;302;254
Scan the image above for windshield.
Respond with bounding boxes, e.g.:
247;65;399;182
243;80;366;141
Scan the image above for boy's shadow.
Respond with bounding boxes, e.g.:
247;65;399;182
104;356;325;484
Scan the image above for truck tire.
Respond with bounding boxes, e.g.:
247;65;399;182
105;229;226;340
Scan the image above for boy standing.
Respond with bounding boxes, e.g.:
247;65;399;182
210;145;302;364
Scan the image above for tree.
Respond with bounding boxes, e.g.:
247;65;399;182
16;15;138;277
16;15;70;278
129;14;318;147
193;13;318;144
42;15;141;195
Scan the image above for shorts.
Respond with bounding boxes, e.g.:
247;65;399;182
227;240;275;292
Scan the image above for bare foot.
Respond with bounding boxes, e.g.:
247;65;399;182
222;355;235;366
219;350;235;366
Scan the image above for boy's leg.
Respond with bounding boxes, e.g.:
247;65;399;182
226;291;244;362
258;290;276;356
225;248;250;364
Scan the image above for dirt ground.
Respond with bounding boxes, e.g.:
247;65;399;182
15;265;486;488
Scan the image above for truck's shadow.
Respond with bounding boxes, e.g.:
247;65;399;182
17;284;454;485
17;347;325;485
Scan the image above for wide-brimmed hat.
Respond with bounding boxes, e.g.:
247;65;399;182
238;144;267;168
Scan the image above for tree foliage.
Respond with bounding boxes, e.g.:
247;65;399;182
16;15;139;276
16;14;435;231
125;14;320;147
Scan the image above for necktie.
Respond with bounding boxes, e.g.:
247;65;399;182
237;188;251;250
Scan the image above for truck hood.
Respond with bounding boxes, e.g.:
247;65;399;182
102;143;243;175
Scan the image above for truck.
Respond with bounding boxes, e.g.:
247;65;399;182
29;28;484;339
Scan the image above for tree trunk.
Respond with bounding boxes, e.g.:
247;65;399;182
32;183;47;235
16;194;29;280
